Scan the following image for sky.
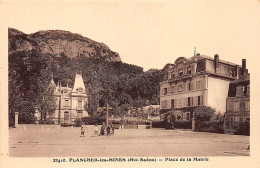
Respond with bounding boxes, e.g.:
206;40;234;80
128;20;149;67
1;0;260;71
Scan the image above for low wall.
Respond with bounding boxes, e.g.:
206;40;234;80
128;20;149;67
12;124;151;130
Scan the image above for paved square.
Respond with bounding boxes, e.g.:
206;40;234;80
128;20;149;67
9;126;250;157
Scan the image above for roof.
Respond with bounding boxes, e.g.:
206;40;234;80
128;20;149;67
231;73;250;84
174;55;240;67
72;73;86;93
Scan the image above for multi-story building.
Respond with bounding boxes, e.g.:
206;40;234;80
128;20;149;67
160;53;246;121
225;61;250;134
40;72;89;124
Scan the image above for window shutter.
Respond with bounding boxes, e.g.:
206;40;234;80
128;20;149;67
200;95;203;105
191;97;193;106
194;96;197;106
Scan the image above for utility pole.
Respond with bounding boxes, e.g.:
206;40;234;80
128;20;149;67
106;103;109;126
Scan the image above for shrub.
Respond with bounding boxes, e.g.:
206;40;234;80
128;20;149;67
234;122;250;136
74;118;83;127
82;116;105;125
151;121;164;128
174;120;192;129
195;120;224;133
194;106;216;121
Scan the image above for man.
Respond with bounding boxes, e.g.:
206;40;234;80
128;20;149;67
80;126;85;137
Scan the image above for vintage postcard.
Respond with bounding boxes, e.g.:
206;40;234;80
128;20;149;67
0;0;260;168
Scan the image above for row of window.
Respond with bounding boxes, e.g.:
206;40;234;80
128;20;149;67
226;101;250;112
169;66;193;79
64;99;83;109
162;80;203;95
161;96;203;109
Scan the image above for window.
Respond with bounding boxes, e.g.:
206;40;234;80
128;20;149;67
227;101;234;111
198;96;203;106
196;60;205;72
65;100;69;106
171;71;176;79
77;111;83;118
171;99;175;108
171;85;175;94
186;82;191;91
188;97;192;107
185;112;190;120
78;101;82;109
234;102;240;111
190;81;195;90
178;84;183;92
196;80;202;90
187;66;192;75
164;88;167;95
236;85;244;97
178;68;183;76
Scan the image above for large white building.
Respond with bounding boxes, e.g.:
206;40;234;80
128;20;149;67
47;72;89;124
160;54;246;121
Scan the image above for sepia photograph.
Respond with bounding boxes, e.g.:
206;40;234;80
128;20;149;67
0;0;260;168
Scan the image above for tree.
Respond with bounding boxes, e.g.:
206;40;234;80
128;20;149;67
18;101;36;124
194;106;216;121
37;84;57;122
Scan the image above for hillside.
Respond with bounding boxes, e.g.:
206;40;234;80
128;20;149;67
8;28;165;125
8;28;121;62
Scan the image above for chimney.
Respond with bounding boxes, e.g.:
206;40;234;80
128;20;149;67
214;54;219;72
242;59;246;75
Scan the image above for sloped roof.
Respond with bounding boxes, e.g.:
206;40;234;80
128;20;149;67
72;73;86;93
231;73;250;84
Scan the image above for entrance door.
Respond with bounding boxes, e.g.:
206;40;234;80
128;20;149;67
64;112;69;124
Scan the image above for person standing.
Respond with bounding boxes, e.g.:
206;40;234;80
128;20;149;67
80;126;85;137
94;124;98;135
107;125;111;136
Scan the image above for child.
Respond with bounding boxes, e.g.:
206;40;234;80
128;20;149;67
107;125;111;136
80;126;85;137
94;124;98;135
111;124;114;135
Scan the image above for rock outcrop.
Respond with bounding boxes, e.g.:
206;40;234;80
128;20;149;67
8;28;121;62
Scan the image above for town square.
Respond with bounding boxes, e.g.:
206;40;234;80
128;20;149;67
9;125;249;157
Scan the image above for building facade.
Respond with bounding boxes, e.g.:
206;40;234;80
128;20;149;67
160;54;245;121
225;64;250;134
48;72;89;124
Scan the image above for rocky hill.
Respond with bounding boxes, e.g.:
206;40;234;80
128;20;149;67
8;28;121;62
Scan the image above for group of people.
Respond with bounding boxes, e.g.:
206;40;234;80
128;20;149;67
99;123;114;136
80;123;114;137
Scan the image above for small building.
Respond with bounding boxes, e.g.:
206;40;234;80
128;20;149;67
160;54;246;122
45;72;89;124
225;60;250;134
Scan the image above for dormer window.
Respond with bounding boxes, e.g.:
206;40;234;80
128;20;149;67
171;70;176;78
187;66;192;75
77;88;83;93
178;68;183;76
